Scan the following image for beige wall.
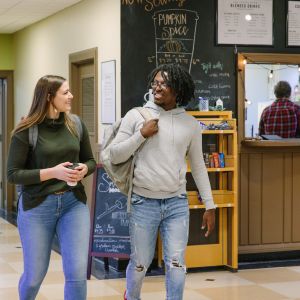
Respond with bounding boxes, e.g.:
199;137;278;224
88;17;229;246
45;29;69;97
0;34;14;70
13;0;120;137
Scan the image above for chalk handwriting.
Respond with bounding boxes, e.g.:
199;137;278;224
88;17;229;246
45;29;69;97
98;173;119;193
107;224;115;235
201;61;224;74
192;58;200;65
147;55;156;63
96;199;124;220
153;9;199;72
121;0;187;12
158;12;187;26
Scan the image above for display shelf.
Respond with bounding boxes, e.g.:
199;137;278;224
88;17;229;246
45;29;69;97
189;111;232;119
158;111;238;271
202;130;235;134
187;111;238;271
207;167;234;172
188;190;235;206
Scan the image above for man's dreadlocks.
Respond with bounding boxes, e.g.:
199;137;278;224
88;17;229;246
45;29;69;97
147;63;195;107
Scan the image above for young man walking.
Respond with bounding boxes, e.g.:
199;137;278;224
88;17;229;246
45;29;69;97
110;63;216;300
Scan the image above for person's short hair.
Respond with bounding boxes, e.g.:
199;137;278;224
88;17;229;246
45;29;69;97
147;63;195;107
274;81;291;98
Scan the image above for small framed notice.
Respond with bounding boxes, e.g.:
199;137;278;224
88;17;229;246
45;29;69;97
287;0;300;46
217;0;273;45
101;60;116;124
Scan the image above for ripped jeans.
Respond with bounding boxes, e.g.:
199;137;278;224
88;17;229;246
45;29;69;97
126;193;189;300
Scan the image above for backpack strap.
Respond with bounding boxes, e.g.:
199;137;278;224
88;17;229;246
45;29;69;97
126;107;153;212
28;125;38;151
28;114;83;151
135;107;153;121
69;114;83;141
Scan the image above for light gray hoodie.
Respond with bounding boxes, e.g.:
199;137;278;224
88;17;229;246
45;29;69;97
110;101;215;210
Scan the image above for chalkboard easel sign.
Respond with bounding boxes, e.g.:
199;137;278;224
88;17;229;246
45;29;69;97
87;165;130;279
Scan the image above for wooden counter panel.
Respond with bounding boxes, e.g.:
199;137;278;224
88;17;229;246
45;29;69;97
284;154;293;243
248;154;262;245
292;154;300;242
262;153;284;244
239;153;249;245
240;149;300;252
242;139;300;148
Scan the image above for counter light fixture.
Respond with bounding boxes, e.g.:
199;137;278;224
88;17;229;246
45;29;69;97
269;70;273;79
245;98;252;105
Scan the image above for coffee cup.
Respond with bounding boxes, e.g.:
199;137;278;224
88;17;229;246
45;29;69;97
66;163;79;186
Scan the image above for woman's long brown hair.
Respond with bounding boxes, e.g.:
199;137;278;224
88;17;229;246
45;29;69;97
12;75;78;137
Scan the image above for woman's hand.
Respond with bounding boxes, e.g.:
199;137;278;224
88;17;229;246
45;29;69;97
40;162;79;183
74;163;88;181
54;162;80;182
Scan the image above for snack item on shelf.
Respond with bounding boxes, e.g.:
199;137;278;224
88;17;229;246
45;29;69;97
219;153;225;167
212;152;220;168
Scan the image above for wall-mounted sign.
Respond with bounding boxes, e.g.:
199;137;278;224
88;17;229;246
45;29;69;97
217;0;273;45
287;1;300;46
101;60;116;124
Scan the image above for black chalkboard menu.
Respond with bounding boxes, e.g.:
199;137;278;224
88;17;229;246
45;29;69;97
121;1;235;115
87;165;130;278
121;0;300;117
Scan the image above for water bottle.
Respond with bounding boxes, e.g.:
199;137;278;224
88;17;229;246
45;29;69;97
198;97;209;111
216;97;223;110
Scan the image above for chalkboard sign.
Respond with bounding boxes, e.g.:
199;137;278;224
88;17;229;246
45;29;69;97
121;1;235;115
121;0;300;117
87;165;130;278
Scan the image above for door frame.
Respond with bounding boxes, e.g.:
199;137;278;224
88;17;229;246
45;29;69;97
69;47;98;145
0;70;14;211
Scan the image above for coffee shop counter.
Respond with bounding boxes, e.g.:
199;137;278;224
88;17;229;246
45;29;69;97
239;138;300;255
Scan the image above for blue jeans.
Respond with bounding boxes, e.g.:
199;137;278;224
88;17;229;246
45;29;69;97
17;191;90;300
126;193;189;300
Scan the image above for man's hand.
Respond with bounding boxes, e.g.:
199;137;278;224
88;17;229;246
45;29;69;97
140;119;159;138
201;209;216;237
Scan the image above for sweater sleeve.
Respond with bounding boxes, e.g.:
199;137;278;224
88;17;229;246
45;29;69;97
110;109;146;164
79;120;96;176
7;130;41;185
187;122;215;210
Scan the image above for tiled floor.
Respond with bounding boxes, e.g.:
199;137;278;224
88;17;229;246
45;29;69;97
1;217;300;300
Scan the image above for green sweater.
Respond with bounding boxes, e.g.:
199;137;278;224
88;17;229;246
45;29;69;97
7;113;96;210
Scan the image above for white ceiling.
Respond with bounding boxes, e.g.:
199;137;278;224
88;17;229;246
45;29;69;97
0;0;83;34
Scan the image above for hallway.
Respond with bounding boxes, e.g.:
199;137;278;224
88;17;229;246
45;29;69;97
1;216;300;300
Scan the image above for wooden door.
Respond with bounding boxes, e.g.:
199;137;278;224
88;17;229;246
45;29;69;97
69;48;98;209
0;71;14;211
